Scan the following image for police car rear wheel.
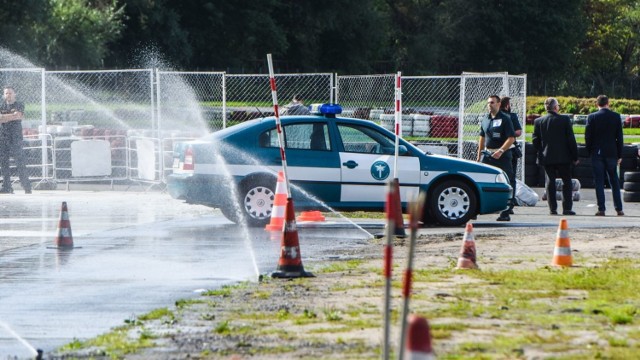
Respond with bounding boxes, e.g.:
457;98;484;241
240;178;276;227
428;180;476;226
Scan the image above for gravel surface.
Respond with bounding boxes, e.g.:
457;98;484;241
49;221;640;359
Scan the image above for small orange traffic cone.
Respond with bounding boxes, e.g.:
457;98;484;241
265;171;287;232
296;210;325;222
405;315;436;360
552;218;573;267
271;198;314;278
392;178;407;238
54;201;74;248
456;222;478;269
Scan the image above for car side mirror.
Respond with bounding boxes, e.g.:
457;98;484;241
381;145;409;155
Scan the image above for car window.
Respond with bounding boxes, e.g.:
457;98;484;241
337;123;396;154
258;128;285;148
259;123;331;151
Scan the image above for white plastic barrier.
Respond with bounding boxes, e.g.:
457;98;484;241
127;136;162;184
71;140;111;177
53;135;128;182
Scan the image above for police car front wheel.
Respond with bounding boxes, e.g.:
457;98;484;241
428;180;477;226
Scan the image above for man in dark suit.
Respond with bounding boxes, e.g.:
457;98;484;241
532;97;578;215
585;95;624;216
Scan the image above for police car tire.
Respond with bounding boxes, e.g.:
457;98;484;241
427;180;477;226
238;176;277;227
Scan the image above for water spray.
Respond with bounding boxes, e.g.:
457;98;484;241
0;320;40;357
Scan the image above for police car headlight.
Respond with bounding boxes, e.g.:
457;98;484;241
496;173;509;184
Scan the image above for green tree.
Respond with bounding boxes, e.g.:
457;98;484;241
433;0;585;76
106;0;190;68
383;0;442;74
0;0;51;65
577;0;640;94
41;0;125;68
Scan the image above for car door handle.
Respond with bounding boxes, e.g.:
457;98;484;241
342;160;358;169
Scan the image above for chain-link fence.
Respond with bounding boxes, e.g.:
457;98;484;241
336;74;395;120
0;68;527;187
43;70;154;184
225;73;333;122
156;71;225;133
338;73;527;179
402;76;461;154
508;74;527;180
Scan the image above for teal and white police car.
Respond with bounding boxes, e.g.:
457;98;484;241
167;104;511;227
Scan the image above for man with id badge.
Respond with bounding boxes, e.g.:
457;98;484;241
477;95;515;221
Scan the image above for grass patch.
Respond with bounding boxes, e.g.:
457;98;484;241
137;308;174;322
59;327;155;357
318;259;364;274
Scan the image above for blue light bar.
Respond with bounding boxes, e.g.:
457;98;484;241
310;103;343;116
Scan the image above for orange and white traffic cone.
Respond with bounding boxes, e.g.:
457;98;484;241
271;198;314;278
296;210;325;222
54;201;74;249
265;171;288;232
552;218;573;267
404;315;436;360
456;222;478;269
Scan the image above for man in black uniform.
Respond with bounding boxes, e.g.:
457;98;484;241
500;96;523;215
0;86;31;194
477;95;515;221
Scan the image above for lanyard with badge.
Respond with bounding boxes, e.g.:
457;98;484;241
491;117;502;139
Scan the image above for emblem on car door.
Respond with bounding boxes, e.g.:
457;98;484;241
371;161;390;181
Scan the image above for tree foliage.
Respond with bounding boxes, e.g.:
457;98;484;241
41;0;125;68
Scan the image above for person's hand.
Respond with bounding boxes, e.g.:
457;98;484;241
492;149;503;159
573;159;580;166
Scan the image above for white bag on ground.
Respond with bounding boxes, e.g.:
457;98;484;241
515;179;539;206
541;178;581;202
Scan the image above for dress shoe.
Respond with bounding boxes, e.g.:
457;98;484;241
562;210;576;216
595;211;605;216
550;210;558;215
617;210;625;216
0;187;14;194
496;215;511;221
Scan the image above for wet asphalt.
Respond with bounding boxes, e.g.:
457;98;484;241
0;185;638;358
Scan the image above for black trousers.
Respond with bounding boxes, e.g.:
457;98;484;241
482;150;514;216
544;164;572;212
0;121;31;191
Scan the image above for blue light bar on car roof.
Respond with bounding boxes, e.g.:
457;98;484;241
310;103;343;116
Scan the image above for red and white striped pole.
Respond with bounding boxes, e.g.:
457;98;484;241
394;71;402;178
398;193;426;360
383;180;396;360
266;54;292;197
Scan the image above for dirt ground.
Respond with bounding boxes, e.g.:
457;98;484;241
50;223;640;359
